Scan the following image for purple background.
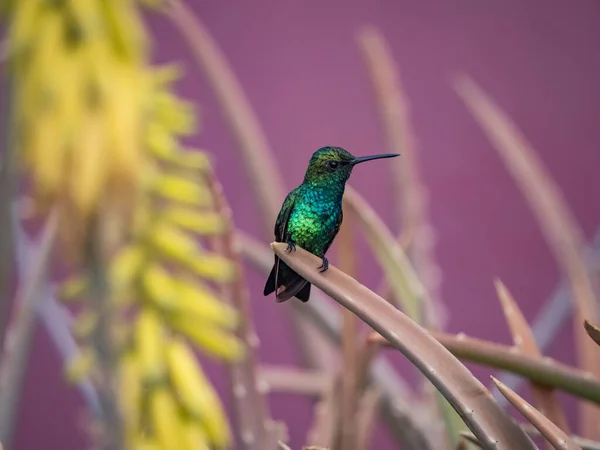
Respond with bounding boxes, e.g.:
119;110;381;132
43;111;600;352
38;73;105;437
13;1;600;449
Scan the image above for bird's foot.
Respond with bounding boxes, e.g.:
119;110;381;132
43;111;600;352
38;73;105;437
286;239;296;253
317;256;329;273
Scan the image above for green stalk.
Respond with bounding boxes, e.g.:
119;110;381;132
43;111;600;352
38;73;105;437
375;331;600;404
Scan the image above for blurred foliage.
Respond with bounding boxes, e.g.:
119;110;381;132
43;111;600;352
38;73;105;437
4;1;244;449
5;0;150;237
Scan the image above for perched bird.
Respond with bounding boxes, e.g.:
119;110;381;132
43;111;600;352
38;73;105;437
263;146;399;302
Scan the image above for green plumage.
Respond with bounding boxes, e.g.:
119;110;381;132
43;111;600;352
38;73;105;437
284;185;344;257
264;146;399;302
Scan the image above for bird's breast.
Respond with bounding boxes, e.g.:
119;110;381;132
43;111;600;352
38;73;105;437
287;191;341;252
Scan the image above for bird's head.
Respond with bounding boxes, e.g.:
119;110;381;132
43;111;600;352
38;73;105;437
302;146;399;186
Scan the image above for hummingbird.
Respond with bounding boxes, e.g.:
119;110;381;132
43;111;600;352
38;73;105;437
263;146;399;303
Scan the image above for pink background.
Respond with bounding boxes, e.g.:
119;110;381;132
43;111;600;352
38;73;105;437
12;1;600;449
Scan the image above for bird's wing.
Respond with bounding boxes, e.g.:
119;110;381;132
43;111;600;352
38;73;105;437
273;188;300;293
275;188;299;242
334;208;344;237
322;208;343;255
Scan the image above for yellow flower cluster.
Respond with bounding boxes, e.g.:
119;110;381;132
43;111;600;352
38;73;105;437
6;0;148;231
61;70;243;450
6;2;244;449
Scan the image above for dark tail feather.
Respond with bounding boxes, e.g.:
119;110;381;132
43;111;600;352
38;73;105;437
263;261;277;296
275;274;308;302
295;282;311;302
263;256;311;302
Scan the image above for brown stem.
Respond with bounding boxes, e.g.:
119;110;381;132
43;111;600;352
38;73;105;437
454;75;600;439
355;387;382;450
342;186;454;446
272;243;535;449
354;338;380;394
495;279;570;439
0;73;16;349
333;216;358;450
237;230;436;450
492;377;581;450
463;426;600;450
584;321;600;348
374;228;416;304
343;187;426;321
258;365;329;396
306;378;339;448
206;171;282;449
277;441;292;450
372;331;600;404
520;424;600;450
86;215;124;450
355;26;454;448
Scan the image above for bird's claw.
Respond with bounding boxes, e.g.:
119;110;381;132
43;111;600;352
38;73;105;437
317;256;329;273
286;240;296;253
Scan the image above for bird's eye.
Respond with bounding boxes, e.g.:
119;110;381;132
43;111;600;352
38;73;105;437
326;161;339;170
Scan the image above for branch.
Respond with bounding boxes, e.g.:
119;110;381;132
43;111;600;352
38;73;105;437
271;243;535;449
343;187;427;321
520;425;600;450
306;378;339;448
454;74;600;438
584;321;600;348
492;377;581;450
258;365;329;396
0;59;16;347
342;187;454;447
85;215;124;450
355;28;454;448
207;171;283;449
355;387;382;450
463;426;600;450
495;279;570;435
333;214;359;450
371;331;600;404
237;230;436;450
495;227;600;405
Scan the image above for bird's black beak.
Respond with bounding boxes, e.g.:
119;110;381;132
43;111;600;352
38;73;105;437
350;153;400;166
